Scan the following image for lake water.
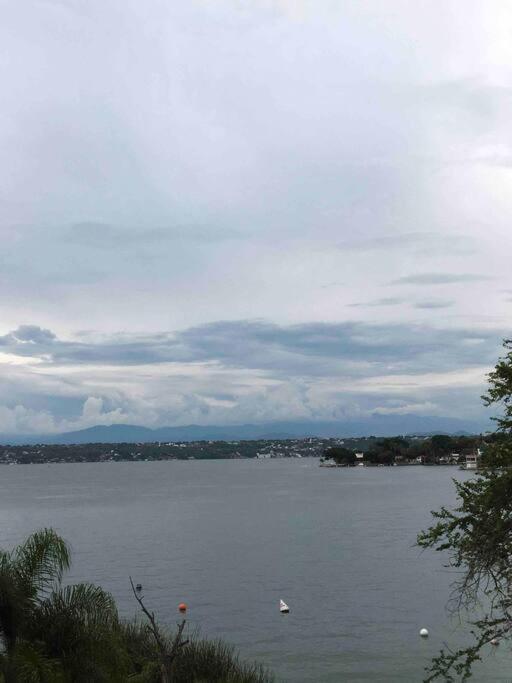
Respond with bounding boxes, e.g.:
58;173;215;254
0;459;509;681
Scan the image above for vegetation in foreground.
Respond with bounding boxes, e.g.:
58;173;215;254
418;339;512;681
0;529;273;683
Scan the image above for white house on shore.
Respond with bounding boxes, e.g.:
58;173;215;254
465;449;482;470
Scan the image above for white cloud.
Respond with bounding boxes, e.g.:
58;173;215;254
0;405;56;434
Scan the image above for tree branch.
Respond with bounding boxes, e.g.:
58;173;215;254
129;576;187;683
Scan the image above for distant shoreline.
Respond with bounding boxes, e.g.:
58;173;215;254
0;433;485;466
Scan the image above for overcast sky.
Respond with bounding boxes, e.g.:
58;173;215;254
0;0;511;433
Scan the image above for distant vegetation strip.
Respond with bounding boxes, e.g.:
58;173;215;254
0;438;327;464
0;434;489;465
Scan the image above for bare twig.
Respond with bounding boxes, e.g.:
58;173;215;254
129;576;188;683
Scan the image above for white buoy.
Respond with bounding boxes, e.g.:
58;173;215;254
420;628;429;638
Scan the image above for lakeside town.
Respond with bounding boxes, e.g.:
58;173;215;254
0;433;486;466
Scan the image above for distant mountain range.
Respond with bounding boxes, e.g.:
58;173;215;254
0;414;491;445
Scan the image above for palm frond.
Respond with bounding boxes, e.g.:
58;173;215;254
0;568;24;653
41;583;118;628
11;642;64;683
12;530;70;598
28;583;128;682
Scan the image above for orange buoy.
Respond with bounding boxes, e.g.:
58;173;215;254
178;602;187;613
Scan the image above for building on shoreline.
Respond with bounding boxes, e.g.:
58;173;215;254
465;449;482;470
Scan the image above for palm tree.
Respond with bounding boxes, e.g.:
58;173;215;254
27;582;128;682
0;529;125;682
0;529;70;681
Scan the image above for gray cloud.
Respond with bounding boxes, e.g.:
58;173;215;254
65;222;245;248
0;317;499;434
348;297;404;308
391;273;491;286
0;321;503;380
337;232;471;254
7;325;57;344
339;233;428;251
414;300;454;310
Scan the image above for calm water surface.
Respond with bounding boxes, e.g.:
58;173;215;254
0;459;509;681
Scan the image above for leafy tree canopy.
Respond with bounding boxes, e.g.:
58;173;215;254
323;447;356;465
418;338;512;681
430;434;454;453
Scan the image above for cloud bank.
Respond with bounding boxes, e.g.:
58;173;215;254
0;1;511;432
0;320;502;433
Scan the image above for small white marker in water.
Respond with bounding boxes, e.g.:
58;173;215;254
490;638;499;646
420;628;429;638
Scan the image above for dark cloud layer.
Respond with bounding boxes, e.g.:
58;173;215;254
0;320;502;379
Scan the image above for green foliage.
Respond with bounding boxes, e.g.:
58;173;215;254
0;529;71;659
365;438;407;465
323;447;356;465
29;583;128;682
482;338;512;433
430;434;454;454
122;622;273;683
173;638;272;683
324;435;482;467
3;642;64;683
418;338;512;681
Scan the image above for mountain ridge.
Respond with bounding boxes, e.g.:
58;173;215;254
0;414;490;445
